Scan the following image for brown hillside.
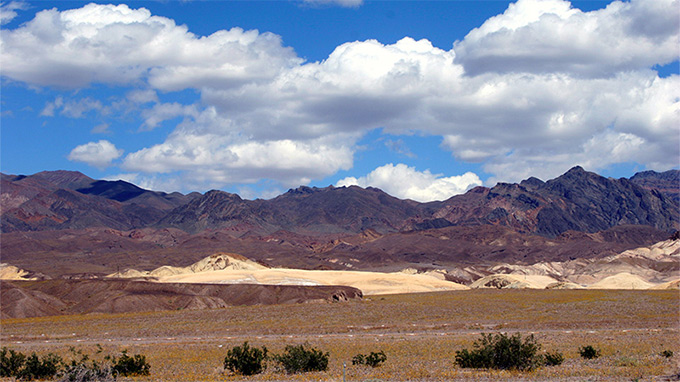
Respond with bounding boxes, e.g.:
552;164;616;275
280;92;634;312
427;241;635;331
0;279;362;319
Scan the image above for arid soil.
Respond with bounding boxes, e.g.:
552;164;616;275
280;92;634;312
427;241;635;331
1;289;677;381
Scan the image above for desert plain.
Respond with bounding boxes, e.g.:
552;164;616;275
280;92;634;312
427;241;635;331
1;288;678;381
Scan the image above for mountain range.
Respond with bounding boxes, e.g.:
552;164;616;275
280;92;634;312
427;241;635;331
1;166;678;279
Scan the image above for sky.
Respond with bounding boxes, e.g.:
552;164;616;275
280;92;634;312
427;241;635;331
1;0;678;202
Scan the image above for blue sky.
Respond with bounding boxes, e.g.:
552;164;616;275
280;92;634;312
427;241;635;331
1;0;678;201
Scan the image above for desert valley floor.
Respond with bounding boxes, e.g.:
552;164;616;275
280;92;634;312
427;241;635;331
1;289;678;381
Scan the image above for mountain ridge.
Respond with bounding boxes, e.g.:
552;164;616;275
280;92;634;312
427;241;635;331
2;166;677;238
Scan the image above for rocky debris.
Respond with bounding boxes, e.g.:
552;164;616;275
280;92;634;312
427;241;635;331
469;274;558;289
545;281;584;289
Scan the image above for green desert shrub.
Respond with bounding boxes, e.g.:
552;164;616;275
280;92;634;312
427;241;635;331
0;347;26;377
223;342;268;376
17;352;63;381
661;350;674;358
543;351;565;366
579;345;601;359
273;343;329;374
352;350;387;368
455;333;543;371
110;350;150;377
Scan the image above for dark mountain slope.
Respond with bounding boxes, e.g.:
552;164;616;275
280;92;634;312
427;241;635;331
535;166;677;236
1;171;196;232
157;185;423;235
2;167;677;238
427;167;678;237
630;169;679;204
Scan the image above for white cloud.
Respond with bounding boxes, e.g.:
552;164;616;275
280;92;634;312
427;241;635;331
141;102;199;130
453;0;679;77
40;96;63;117
0;1;28;25
122;126;356;187
40;96;107;118
68;140;123;169
0;3;300;88
337;163;482;202
4;1;679;193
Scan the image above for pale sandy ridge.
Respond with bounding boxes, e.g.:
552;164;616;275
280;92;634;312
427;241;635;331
481;239;680;289
587;272;655;289
0;263;36;280
159;267;469;295
105;253;468;295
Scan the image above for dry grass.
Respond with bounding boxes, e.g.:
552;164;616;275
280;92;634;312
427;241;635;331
1;289;678;381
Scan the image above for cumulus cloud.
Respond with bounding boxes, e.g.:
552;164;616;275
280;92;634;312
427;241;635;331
3;1;679;193
122;131;356;187
454;0;680;77
0;3;300;88
337;163;482;202
67;140;123;169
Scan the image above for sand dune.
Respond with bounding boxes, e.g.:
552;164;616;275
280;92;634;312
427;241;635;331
159;268;468;295
648;279;680;290
0;263;47;281
587;272;655;289
0;264;32;280
106;253;467;295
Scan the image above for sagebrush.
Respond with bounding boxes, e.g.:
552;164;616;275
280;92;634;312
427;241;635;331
352;350;387;367
273;343;329;374
0;347;62;381
455;333;543;371
579;345;601;359
224;342;268;376
110;350;150;376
